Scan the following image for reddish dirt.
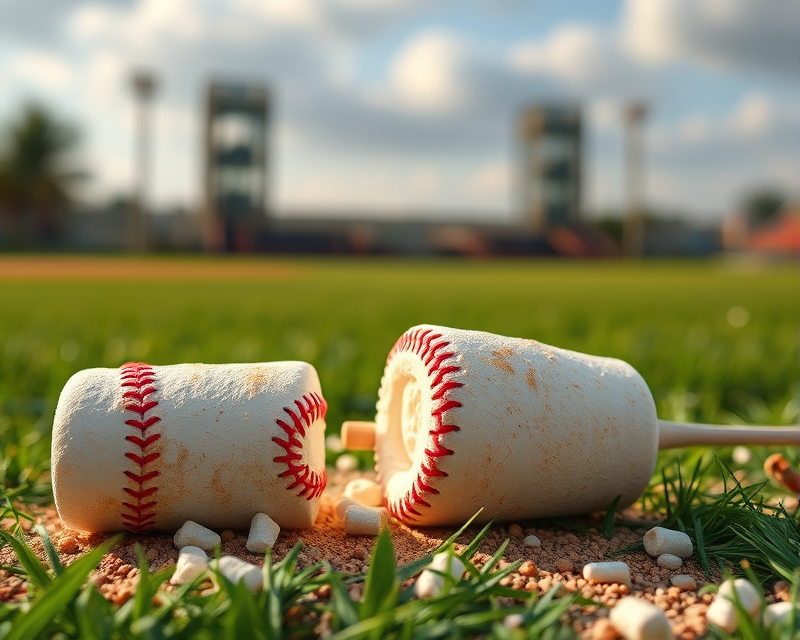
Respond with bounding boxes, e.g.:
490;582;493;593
0;471;790;639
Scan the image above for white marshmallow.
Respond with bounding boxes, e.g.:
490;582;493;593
656;554;683;569
171;546;209;585
343;478;382;507
335;454;359;473
764;601;799;626
643;527;693;559
524;534;541;547
415;552;466;598
51;362;327;532
344;504;387;536
246;513;280;554
669;574;697;591
706;597;737;633
374;325;658;526
215;556;263;593
609;597;672;640
582;561;632;587
174;521;221;552
718;578;760;616
326;434;344;453
336;497;358;520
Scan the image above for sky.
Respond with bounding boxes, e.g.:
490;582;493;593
0;0;798;224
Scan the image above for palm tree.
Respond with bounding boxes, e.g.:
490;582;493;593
0;104;85;244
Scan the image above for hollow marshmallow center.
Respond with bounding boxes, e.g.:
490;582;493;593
401;378;423;460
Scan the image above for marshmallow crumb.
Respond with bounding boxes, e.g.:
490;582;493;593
246;513;280;554
174;521;221;552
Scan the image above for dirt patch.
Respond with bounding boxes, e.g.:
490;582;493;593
0;256;304;281
0;471;789;639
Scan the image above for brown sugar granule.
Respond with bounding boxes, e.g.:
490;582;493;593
557;558;575;573
57;536;79;554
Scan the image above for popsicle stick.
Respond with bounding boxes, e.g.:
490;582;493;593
658;420;800;450
341;421;377;451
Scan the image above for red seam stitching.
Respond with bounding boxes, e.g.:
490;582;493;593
383;327;463;522
271;391;327;500
120;362;161;533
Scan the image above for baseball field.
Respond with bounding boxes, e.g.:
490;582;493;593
1;254;799;637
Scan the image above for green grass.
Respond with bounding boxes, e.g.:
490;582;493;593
1;256;799;637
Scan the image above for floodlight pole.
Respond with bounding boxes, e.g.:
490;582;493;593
130;71;157;253
623;102;647;257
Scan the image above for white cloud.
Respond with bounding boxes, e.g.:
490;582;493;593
7;52;73;89
388;30;467;112
469;161;510;198
624;0;800;77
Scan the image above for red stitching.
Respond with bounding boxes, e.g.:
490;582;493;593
382;328;463;522
272;392;327;499
120;362;161;533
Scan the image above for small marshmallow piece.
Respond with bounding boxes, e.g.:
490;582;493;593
246;513;281;554
706;596;737;633
503;613;524;629
643;527;693;559
609;597;672;640
582;561;632;587
656;554;683;569
215;556;263;593
336;497;358;520
326;434;345;453
415;552;466;598
718;578;760;616
171;546;209;585
764;601;799;626
524;534;541;547
670;575;697;591
343;478;382;507
174;521;221;552
732;446;752;465
335;453;359;473
344;504;387;535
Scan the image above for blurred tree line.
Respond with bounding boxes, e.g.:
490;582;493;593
0;104;85;246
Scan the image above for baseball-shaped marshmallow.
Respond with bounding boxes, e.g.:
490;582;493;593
373;325;658;526
52;361;327;532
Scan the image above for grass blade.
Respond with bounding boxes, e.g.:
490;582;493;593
0;527;51;589
5;535;119;640
361;528;398;619
34;524;64;577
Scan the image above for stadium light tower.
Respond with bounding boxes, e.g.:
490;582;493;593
130;70;157;252
623;101;647;257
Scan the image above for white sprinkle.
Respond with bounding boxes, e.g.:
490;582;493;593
503;613;524;629
643;527;693;559
246;513;281;554
215;556;263;593
326;434;344;453
415;553;465;599
656;554;683;569
523;534;541;547
764;601;799;626
609;597;672;640
170;546;208;585
344;504;387;536
670;574;697;591
732;446;752;465
706;596;737;633
582;561;632;587
335;453;359;473
336;497;358;520
174;521;221;552
343;478;382;507
718;578;760;615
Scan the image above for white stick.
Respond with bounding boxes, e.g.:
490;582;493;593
657;420;800;450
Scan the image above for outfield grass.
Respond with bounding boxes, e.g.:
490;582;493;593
1;256;799;637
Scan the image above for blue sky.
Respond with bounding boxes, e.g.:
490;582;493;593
0;0;797;223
